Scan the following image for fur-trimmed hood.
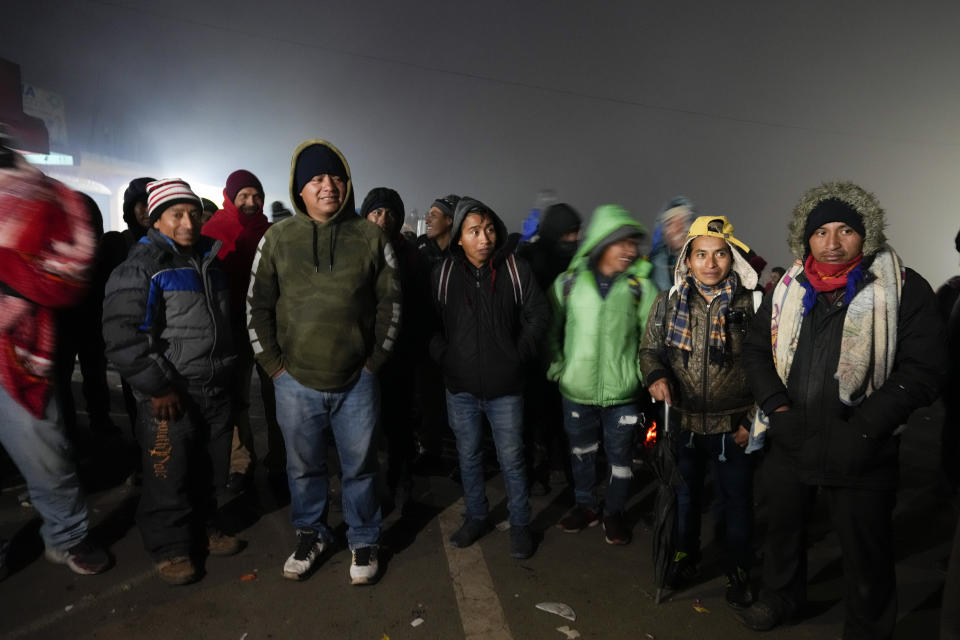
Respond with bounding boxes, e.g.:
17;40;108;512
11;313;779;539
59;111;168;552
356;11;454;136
788;181;887;259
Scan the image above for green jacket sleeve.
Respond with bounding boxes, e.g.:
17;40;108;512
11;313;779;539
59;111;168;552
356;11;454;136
545;274;568;381
247;232;284;377
365;233;402;374
635;277;660;384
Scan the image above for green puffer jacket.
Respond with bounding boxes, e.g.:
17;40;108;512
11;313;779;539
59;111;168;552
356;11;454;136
546;205;658;406
247;139;401;391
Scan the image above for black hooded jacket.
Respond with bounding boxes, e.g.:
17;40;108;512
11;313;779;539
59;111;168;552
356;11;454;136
743;182;947;490
428;197;549;398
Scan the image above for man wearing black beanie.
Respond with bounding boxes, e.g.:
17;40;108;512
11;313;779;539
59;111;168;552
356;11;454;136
417;194;460;267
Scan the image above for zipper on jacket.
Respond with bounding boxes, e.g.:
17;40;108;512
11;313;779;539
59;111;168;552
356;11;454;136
197;253;219;386
700;294;717;432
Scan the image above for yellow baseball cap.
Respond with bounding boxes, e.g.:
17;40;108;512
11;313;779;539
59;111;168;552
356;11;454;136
686;215;750;253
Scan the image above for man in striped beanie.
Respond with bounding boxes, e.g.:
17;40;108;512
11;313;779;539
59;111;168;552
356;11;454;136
104;178;240;585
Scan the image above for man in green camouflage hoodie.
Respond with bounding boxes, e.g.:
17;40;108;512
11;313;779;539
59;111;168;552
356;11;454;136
247;140;400;586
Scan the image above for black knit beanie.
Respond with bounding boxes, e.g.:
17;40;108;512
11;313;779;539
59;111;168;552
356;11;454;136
431;194;460;218
538;203;581;244
360;187;406;231
122;176;156;227
294;144;348;194
804;198;866;243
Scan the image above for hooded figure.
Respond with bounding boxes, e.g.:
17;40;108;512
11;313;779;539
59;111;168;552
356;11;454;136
546;204;657;544
247;139;400;586
737;181;947;636
428;196;548;559
639;215;760;606
518;202;582;292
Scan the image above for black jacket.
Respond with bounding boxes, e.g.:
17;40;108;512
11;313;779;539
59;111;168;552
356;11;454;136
743;266;946;489
428;198;548;398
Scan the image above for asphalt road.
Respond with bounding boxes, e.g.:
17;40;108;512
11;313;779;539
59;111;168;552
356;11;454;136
0;371;955;640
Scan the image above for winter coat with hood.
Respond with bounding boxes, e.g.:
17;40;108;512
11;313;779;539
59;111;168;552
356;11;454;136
638;226;759;435
103;229;236;397
743;182;947;490
546;205;658;407
428;197;549;399
517;202;582;293
246;140;400;391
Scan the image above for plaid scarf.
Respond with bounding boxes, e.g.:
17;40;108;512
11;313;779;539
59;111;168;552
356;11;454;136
665;271;739;365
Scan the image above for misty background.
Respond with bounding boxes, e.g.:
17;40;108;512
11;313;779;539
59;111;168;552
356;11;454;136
4;0;959;285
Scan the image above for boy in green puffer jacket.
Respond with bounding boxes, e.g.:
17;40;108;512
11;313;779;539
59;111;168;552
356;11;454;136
546;204;657;545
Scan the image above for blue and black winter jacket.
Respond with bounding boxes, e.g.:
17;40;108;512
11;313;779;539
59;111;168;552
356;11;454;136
103;229;236;397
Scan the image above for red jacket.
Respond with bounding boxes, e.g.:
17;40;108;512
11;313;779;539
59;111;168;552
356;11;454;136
0;160;94;417
201;193;271;336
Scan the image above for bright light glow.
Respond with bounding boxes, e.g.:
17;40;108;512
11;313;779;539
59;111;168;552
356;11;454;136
23;152;74;166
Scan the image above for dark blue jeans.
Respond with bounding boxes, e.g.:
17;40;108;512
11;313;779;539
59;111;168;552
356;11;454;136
561;398;637;515
675;430;754;572
274;369;381;549
445;391;531;526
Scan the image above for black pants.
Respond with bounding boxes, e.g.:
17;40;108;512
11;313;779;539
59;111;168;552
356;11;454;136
135;389;231;560
760;449;897;640
381;360;417;490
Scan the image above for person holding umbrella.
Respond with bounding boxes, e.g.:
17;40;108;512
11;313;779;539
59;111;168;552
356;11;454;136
639;216;760;608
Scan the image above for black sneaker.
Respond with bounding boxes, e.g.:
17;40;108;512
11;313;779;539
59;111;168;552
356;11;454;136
557;505;600;533
449;517;491;548
735;597;787;631
725;567;753;609
283;529;325;580
602;512;631;545
664;551;700;590
44;537;111;575
509;525;535;559
350;545;379;585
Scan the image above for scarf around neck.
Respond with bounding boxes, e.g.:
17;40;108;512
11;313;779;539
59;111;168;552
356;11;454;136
801;253;864;315
666;271;739;365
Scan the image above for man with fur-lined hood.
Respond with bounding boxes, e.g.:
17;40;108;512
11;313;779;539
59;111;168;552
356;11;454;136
737;182;947;638
247;140;401;586
638;215;759;608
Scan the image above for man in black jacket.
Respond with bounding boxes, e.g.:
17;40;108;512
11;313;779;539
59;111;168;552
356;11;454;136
737;182;947;639
429;197;548;559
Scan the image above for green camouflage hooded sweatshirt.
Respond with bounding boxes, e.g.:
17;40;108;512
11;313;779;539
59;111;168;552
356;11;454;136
546;204;658;406
247;139;400;390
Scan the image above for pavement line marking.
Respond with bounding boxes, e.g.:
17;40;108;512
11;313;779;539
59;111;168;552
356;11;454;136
5;566;157;640
438;498;513;640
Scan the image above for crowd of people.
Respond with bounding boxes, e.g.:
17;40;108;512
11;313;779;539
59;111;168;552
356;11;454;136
1;130;958;639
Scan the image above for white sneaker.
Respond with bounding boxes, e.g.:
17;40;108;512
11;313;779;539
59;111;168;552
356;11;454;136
349;545;379;585
282;529;325;580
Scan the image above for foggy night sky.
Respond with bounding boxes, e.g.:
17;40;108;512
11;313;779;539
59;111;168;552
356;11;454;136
4;0;960;285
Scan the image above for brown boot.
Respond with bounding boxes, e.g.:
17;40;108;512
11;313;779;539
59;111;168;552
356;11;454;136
208;531;241;557
156;556;197;585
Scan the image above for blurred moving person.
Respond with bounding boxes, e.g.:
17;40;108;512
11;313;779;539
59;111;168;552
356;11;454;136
649;196;695;292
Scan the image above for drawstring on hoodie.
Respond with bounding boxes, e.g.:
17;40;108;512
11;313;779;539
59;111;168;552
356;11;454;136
718;434;727;462
311;222;339;273
686;431;695;449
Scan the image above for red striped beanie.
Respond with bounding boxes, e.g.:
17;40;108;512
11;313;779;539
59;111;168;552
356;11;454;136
146;178;202;223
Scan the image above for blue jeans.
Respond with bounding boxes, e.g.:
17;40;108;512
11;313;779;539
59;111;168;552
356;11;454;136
675;430;754;572
273;369;381;549
562;399;637;514
0;384;88;550
445;391;531;526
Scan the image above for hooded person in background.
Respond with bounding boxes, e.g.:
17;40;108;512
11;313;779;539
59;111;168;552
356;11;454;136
737;182;947;638
639;216;760;607
359;186;427;511
54;193;117;438
417;194;459;266
203;170;283;493
649;196;695;292
0;146;111;578
429;197;549;559
547;205;657;545
271;200;293;222
517;203;582;495
103;178;240;585
940;229;960;640
248;140;400;585
200;198;218;226
100;176;157;434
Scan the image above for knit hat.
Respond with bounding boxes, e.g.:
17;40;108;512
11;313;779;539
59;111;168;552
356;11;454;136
538;203;581;243
122;176;156;227
360;187;405;232
293;144;348;194
146;178;202;223
431;194;460;218
201;198;218;215
224;169;263;203
803;198;866;243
